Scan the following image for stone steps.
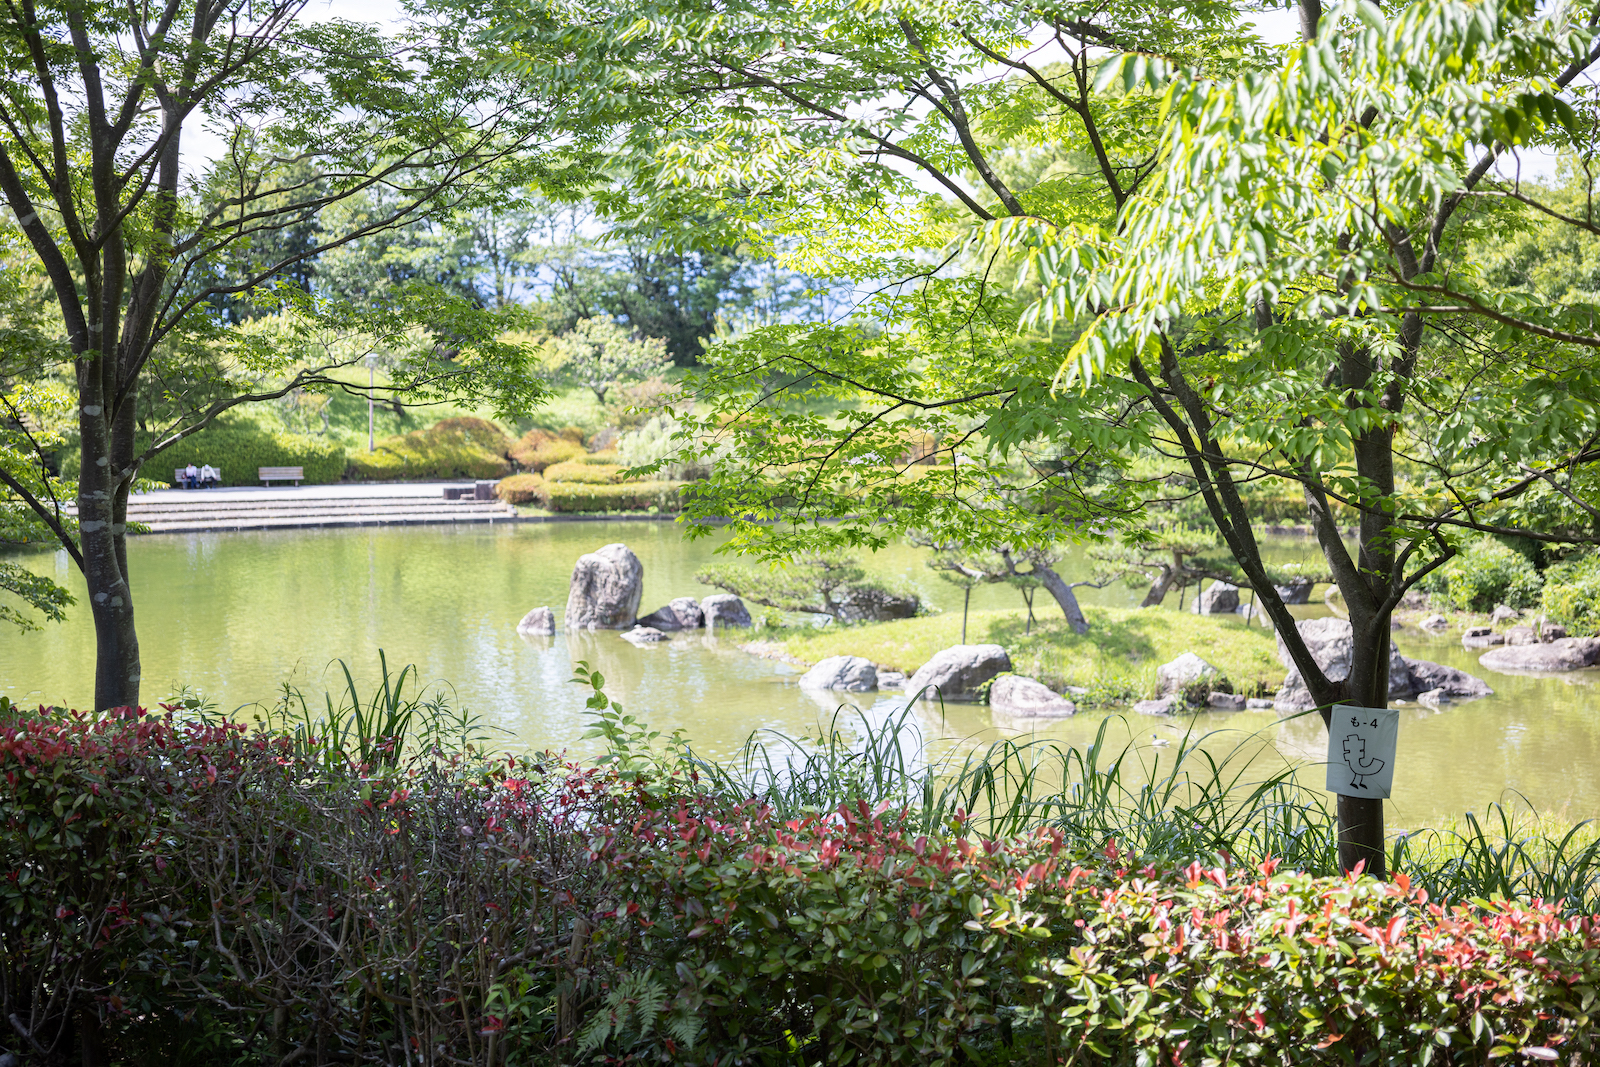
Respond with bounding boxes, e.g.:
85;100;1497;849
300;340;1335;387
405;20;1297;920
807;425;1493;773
104;491;516;533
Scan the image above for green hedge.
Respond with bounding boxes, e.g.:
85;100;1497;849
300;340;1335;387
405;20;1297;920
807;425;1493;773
346;416;511;481
542;460;623;484
494;472;544;504
543;479;681;513
154;422;346;486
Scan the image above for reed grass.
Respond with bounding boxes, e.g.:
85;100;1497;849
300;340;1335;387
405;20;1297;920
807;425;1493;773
678;697;1600;913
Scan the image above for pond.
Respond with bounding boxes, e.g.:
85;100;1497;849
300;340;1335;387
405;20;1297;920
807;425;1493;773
3;520;1598;826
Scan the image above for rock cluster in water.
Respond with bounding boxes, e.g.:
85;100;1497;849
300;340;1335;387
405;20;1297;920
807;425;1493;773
517;542;756;639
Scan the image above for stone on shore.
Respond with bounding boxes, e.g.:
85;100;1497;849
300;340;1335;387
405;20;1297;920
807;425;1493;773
989;675;1075;718
620;626;668;644
701;593;752;630
1191;581;1239;614
1156;652;1223;698
907;644;1012;703
1490;604;1522;624
1479;637;1600;673
565;543;644;630
1506;624;1538;646
878;670;907;689
798;655;878;692
1207;692;1247;710
637;596;705;631
1134;696;1180;716
516;606;556;636
830;587;921;622
1543;624;1569;642
1420;614;1449;631
1462;625;1504;649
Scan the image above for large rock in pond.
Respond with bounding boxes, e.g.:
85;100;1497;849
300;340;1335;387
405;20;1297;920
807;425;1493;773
1479;637;1600;673
1406;658;1493;699
831;586;921;622
798;655;878;692
1274;577;1314;604
516;606;556;636
1191;581;1240;614
637;596;704;631
907;644;1012;703
1462;625;1504;649
701;593;752;630
565;543;644;630
1156;652;1224;699
989;675;1075;718
1272;618;1491;710
620;625;669;644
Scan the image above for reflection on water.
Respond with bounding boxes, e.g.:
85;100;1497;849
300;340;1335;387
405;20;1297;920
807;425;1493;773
1;521;1597;824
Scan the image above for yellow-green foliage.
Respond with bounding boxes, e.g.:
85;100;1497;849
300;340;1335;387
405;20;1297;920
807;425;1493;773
581;450;620;465
544;481;682;513
773;607;1284;698
495;473;544;505
509;426;586;468
347;417;511;481
519;440;586;473
543;461;623;484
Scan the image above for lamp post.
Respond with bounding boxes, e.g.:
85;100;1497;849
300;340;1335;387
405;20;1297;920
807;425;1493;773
366;353;377;453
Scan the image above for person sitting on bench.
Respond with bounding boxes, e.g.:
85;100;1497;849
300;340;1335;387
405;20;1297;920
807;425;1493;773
199;463;220;488
182;462;199;489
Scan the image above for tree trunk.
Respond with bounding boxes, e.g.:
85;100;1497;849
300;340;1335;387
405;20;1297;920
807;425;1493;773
1033;565;1089;635
1140;563;1175;608
77;361;142;710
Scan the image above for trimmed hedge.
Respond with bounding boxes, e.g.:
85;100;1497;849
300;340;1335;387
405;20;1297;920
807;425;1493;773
542;460;623;484
508;426;584;468
152;422;346;486
4;699;1595;1067
347;416;511;481
544;479;681;513
494;472;545;504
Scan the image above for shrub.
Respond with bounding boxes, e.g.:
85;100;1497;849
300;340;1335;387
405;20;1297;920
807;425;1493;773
542;460;623;483
543;480;681;513
494;472;544;505
153;420;346;486
347;415;512;480
1424;537;1544;612
517;439;586;472
1542;552;1600;635
581;798;1600;1066
4;686;1599;1067
508;425;586;467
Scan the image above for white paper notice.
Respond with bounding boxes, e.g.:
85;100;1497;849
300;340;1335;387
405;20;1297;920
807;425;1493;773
1325;704;1399;799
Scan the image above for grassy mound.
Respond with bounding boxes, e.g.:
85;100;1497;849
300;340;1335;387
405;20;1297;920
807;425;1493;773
771;606;1284;700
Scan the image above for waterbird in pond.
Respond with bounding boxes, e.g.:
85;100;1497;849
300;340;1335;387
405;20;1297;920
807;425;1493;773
1150;734;1171;748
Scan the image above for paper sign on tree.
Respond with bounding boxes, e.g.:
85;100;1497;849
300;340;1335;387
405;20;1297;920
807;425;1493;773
1325;705;1399;799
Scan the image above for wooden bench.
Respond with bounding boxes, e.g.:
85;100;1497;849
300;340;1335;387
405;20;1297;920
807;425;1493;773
173;467;221;487
258;466;304;486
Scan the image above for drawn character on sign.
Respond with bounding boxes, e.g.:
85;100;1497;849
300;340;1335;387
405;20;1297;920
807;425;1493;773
1341;734;1386;790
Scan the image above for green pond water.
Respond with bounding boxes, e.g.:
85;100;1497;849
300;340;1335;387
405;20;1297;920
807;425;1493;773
3;520;1599;827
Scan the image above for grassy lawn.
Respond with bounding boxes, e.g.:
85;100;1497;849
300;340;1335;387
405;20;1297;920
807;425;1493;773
767;605;1285;701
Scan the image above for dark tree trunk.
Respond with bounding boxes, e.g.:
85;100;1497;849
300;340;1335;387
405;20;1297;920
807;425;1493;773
1033;565;1089;635
1140;563;1175;608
